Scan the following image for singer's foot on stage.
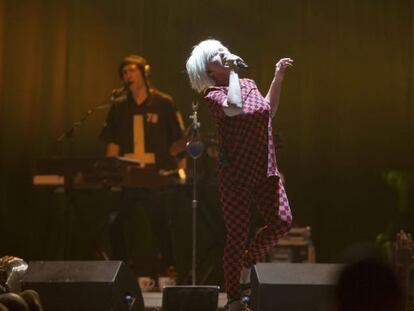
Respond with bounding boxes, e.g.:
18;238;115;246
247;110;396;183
240;283;251;307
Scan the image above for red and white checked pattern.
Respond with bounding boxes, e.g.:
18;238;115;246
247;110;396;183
204;79;292;301
204;79;279;188
218;174;292;301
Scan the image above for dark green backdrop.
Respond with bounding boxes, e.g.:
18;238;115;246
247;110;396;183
0;0;413;282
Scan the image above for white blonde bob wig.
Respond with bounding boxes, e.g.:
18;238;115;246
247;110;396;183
186;39;230;93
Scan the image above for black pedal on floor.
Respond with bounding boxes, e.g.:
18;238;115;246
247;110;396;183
161;285;220;311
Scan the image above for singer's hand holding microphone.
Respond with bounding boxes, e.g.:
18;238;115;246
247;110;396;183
222;53;248;70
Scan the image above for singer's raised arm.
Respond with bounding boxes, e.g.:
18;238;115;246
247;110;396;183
265;58;294;118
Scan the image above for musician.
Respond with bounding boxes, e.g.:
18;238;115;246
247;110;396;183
100;54;186;278
186;39;293;311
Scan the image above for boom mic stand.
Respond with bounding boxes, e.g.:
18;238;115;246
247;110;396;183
186;101;205;285
55;103;111;157
54;87;126;156
52;89;122;258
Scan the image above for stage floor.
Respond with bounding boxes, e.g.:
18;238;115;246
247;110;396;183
143;291;227;310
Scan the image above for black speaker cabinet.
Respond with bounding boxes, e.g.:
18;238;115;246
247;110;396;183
251;263;343;311
21;261;144;311
162;285;220;311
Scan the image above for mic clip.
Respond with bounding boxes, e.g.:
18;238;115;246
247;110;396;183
186;101;204;159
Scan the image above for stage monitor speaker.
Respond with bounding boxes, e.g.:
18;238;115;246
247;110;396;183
21;261;144;311
161;285;220;311
251;263;343;311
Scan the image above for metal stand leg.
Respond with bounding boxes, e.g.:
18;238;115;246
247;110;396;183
186;102;204;285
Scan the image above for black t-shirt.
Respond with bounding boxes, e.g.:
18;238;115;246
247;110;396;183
100;89;184;170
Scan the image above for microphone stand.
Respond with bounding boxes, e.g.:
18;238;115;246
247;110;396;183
52;90;121;259
54;92;119;157
56;104;111;158
186;101;205;285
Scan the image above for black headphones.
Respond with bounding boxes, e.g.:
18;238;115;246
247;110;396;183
118;54;151;82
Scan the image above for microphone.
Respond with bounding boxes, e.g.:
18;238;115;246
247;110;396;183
110;82;131;102
112;87;126;96
235;58;248;69
225;54;249;69
112;81;131;95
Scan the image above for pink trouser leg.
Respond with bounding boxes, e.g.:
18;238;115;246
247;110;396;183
219;176;292;301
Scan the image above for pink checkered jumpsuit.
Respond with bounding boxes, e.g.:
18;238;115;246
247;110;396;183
204;78;293;301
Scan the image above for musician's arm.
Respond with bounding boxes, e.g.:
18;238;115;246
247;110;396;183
178;158;187;170
105;143;120;157
169;137;187;157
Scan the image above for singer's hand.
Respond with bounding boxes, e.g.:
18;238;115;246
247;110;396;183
275;58;294;82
